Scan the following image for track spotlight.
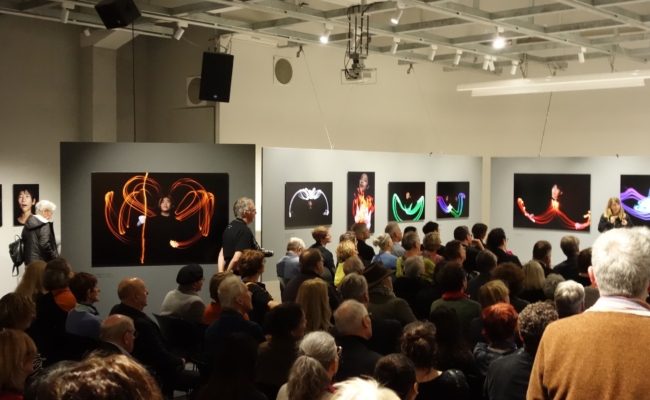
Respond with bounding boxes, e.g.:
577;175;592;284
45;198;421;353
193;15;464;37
510;60;519;75
488;56;496;72
83;28;91;37
492;26;506;49
173;22;188;40
319;23;333;44
578;46;586;63
482;56;490;71
390;1;405;25
60;2;73;24
453;49;463;66
428;44;437;61
390;37;400;55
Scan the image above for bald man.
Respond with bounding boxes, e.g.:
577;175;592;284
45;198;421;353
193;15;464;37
110;277;198;396
99;314;136;355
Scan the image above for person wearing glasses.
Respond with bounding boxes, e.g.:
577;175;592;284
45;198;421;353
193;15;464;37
218;197;260;272
98;314;137;355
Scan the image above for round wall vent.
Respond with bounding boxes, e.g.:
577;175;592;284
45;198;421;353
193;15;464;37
274;57;293;85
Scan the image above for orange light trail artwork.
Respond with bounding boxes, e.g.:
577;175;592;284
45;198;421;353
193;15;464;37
103;174;215;264
516;184;591;230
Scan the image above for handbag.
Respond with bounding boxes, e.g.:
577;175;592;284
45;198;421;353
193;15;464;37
9;235;24;276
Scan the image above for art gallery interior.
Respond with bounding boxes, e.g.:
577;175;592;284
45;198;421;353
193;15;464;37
3;0;650;312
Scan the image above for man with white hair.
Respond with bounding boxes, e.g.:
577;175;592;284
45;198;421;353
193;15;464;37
333;299;381;381
22;199;59;264
276;237;306;287
528;227;650;400
218;197;259;272
554;280;585;318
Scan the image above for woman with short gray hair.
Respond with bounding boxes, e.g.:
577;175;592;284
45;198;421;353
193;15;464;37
21;199;59;265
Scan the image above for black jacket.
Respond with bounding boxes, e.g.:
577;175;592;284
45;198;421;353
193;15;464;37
22;215;58;264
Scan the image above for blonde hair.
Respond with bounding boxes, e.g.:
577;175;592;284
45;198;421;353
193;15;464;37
604;197;626;219
296;279;332;333
478;280;510;309
336;241;357;263
372;234;393;252
522;261;546;290
15;260;47;302
0;329;37;392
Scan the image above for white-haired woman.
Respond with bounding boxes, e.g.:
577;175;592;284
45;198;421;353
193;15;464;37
276;331;339;400
22;200;59;264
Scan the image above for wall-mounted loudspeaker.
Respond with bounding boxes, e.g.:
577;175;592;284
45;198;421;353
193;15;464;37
199;52;234;103
95;0;141;29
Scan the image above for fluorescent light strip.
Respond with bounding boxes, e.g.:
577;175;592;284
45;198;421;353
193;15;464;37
457;70;650;96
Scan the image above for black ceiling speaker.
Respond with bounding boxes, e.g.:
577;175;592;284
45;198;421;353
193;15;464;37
199;52;234;103
95;0;141;29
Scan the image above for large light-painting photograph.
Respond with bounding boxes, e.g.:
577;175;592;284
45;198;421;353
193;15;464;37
388;182;426;222
514;173;591;231
620;175;650;227
436;181;469;219
285;182;332;228
91;172;229;266
347;172;375;232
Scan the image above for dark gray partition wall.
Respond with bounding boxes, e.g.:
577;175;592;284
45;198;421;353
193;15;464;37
61;142;255;316
262;147;483;275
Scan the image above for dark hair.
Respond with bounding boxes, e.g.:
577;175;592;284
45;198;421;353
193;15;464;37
299;248;323;274
422;221;439;235
453;226;470;241
400;321;437;368
403;226;417;235
374;354;416;400
519;302;558;355
492;262;525;295
0;293;35;330
209;272;231;302
486;228;507;251
444;240;463;261
532;241;552;261
25;354;162;400
438;262;465;292
475;250;497;273
312;226;329;242
560;236;580;257
471;223;488;240
265;302;304;338
577;247;592;274
42;258;72;291
158;195;173;210
69;272;98;303
237;250;265;278
481;303;518;343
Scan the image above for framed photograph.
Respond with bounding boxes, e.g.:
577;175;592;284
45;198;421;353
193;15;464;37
285;182;333;228
513;173;591;231
436;181;470;219
13;184;39;226
91;172;229;266
347;172;375;232
620;175;650;227
388;182;426;222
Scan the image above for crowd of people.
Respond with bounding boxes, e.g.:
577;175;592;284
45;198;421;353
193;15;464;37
2;196;650;400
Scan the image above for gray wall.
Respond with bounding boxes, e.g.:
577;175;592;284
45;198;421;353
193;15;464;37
262;147;483;275
60;142;255;317
490;156;650;266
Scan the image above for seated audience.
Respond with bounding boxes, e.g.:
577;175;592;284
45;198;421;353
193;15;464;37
469;279;510;347
429;262;481;339
491;262;529;312
393;256;434;320
542;273;565;300
374;354;418;400
473;303;519;377
332;377;399;400
66;272;101;339
202;271;231;325
277;331;338;400
553;235;580;281
284;249;340;312
338;273;401;355
486;228;522;267
372;233;398;269
466;250;497;301
395;232;421;278
160;263;205;324
26;354;162;400
577;247;600;308
256;303;305;400
0;293;35;331
333;241;358;287
443;240;467;266
333;300;381;381
352;222;375;265
98;314;136;356
42;258;76;312
453;225;481;273
14;261;46;303
485;302;558;400
277;237;306;288
310;226;335;282
365;263;416;326
554;280;585;318
471;223;488;248
528;240;553;276
401;321;470;400
109;277;197;396
0;329;37;400
342;255;364;277
238;250;278;325
421;232;443;281
520;260;546;303
385;222;405;257
297;279;332;333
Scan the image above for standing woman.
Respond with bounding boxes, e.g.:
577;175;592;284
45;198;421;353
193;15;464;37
21;200;59;265
598;197;632;232
237;249;279;326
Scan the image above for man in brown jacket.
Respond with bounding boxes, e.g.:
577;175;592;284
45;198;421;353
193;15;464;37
527;227;650;400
